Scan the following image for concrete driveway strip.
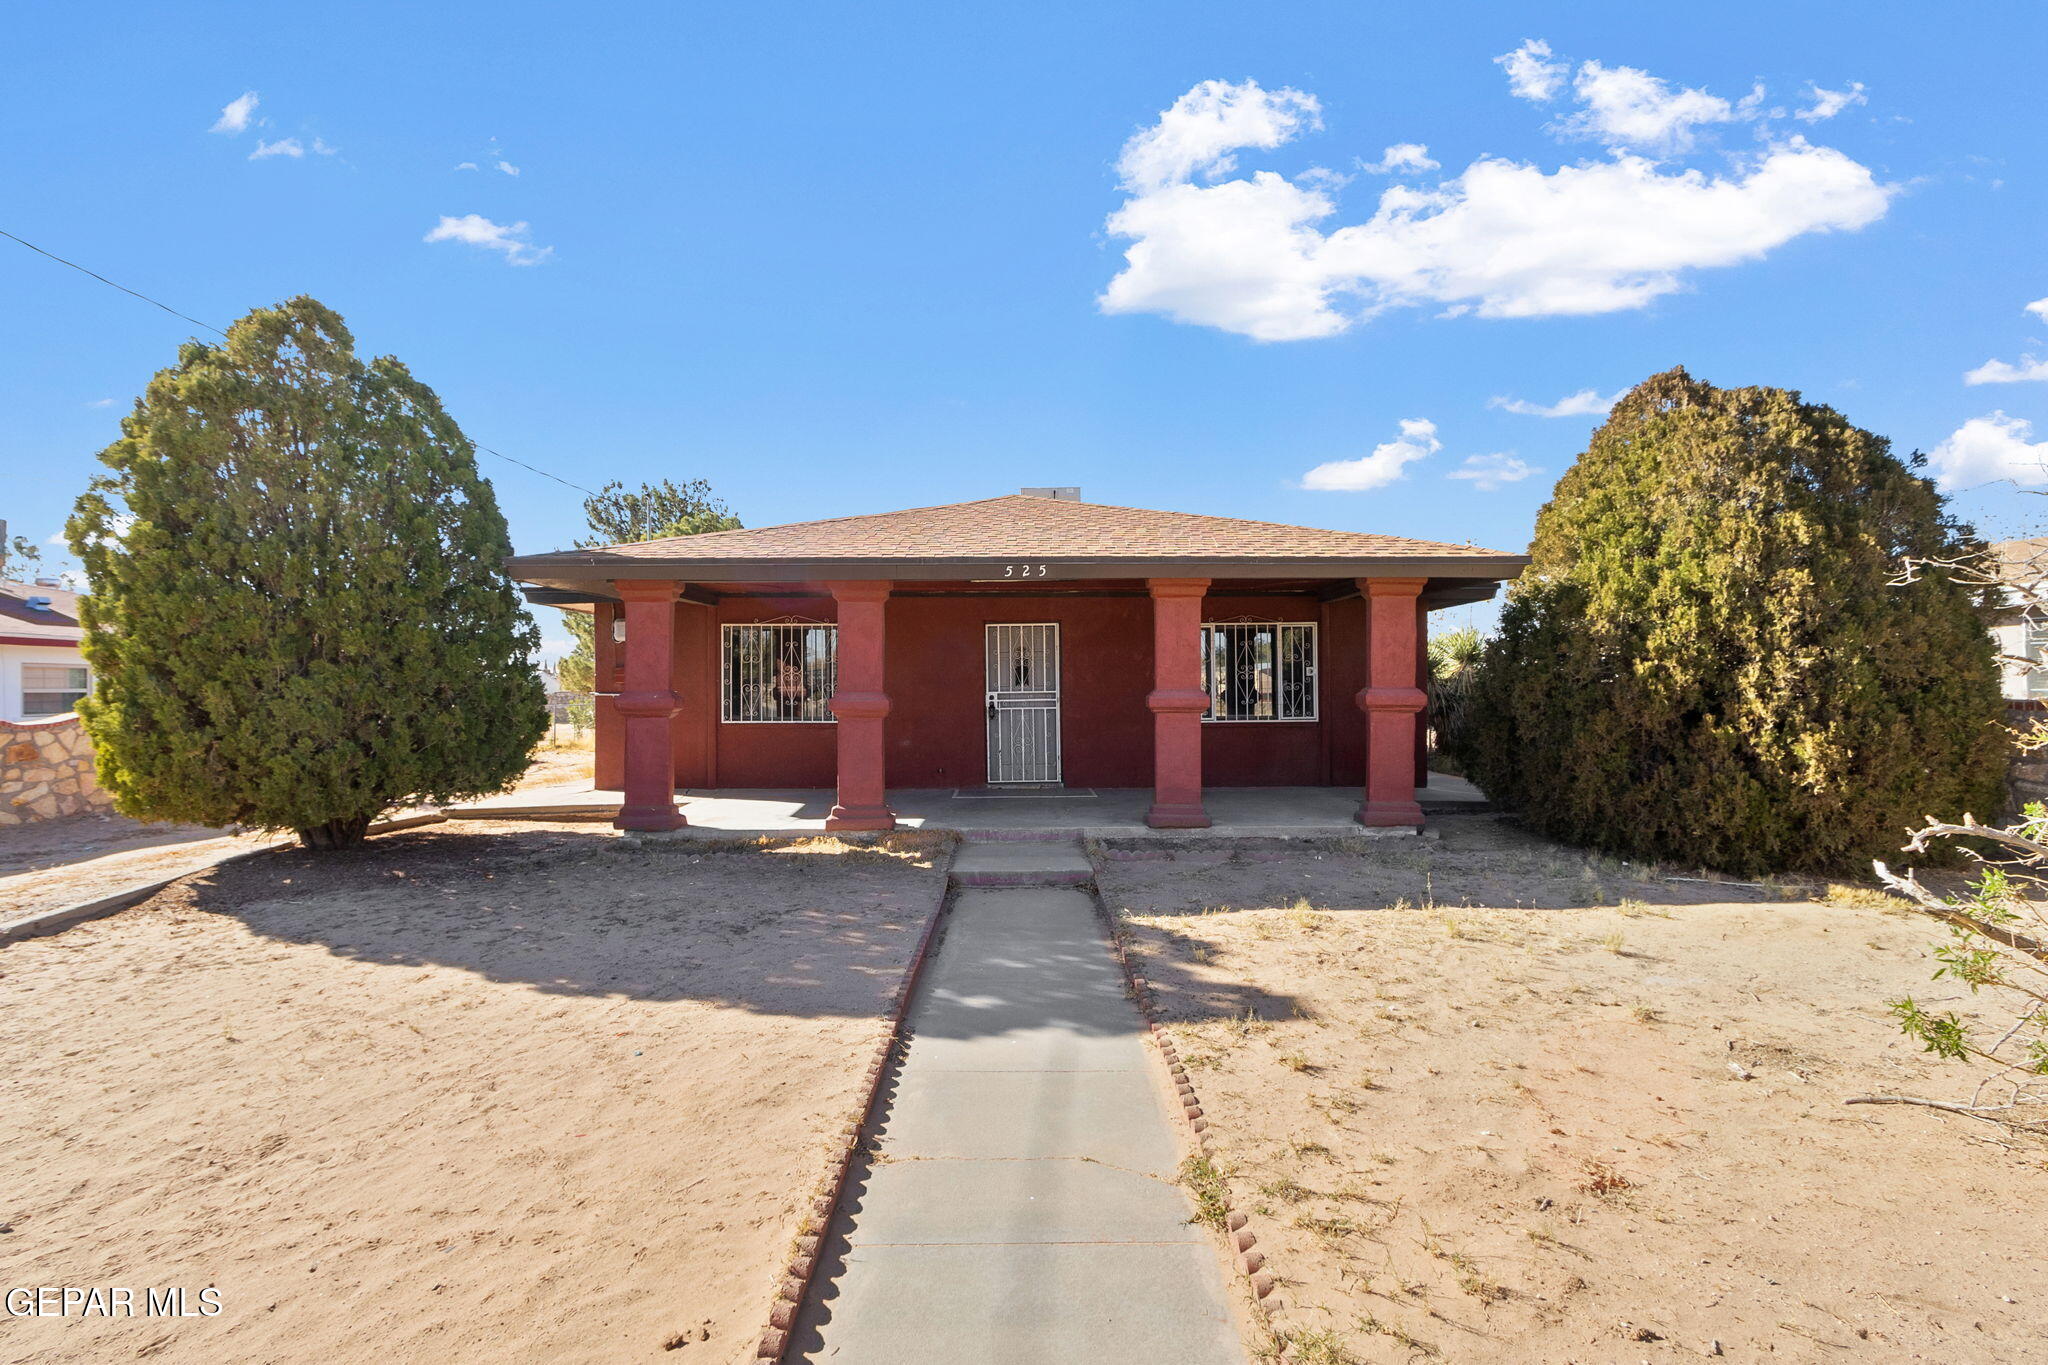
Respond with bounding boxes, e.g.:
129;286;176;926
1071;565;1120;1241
792;884;1245;1364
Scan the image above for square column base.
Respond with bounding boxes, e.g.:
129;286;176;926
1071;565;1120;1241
826;805;897;832
1146;802;1212;829
1356;800;1423;829
616;804;687;832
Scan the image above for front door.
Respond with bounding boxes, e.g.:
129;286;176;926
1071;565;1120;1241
985;623;1062;784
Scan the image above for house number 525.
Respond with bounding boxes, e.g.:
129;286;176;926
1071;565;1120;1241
1002;564;1049;578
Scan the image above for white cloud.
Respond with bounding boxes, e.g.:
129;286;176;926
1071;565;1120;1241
1497;39;1567;103
1965;355;2048;385
1927;412;2048;489
210;91;259;135
86;397;115;408
1360;143;1438;175
1446;453;1539;490
1489;388;1619;417
1100;70;1893;342
424;214;554;266
2028;297;2048;320
1102;170;1347;340
249;137;304;160
311;137;339;156
1115;79;1321;194
1560;59;1740;153
496;159;521;176
44;531;67;546
1299;418;1440;491
455;160;480;171
1796;83;1868;122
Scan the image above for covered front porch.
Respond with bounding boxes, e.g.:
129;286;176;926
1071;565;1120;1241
504;490;1526;837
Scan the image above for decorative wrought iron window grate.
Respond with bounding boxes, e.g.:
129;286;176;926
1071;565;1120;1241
1201;622;1317;721
721;623;837;722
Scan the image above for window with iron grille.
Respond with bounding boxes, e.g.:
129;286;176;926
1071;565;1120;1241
22;663;90;717
1201;622;1317;721
721;623;837;722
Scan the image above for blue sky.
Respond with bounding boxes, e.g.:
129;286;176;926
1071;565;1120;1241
6;2;2046;653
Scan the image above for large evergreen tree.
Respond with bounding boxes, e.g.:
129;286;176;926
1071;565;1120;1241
68;297;546;849
554;478;741;692
1457;368;2006;875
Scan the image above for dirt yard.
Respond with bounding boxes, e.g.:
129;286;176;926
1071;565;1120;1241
515;736;595;793
1099;816;2048;1364
0;743;598;925
1;822;946;1364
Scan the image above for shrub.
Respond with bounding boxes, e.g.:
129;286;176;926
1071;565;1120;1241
68;297;546;848
1426;625;1484;770
1457;368;2005;875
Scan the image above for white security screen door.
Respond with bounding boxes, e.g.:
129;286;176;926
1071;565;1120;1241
985;623;1062;784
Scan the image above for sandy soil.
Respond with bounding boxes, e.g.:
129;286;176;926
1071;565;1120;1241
0;744;598;925
515;740;595;793
1098;815;2048;1364
0;822;283;924
2;822;947;1364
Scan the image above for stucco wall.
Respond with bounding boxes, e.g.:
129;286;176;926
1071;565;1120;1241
0;714;112;825
0;640;91;723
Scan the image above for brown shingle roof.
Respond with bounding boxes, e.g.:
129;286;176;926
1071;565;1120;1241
539;495;1514;565
0;580;83;634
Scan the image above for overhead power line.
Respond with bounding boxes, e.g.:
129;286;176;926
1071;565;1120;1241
0;226;596;496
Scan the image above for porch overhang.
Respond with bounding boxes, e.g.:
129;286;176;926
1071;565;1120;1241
510;555;1529;614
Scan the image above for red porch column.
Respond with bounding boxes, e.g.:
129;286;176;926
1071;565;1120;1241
1356;577;1428;828
1414;608;1430;787
1146;578;1211;829
613;580;686;832
826;581;895;831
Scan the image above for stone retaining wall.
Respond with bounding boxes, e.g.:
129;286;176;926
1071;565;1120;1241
0;715;113;825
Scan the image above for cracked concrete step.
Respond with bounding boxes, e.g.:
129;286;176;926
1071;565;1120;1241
948;840;1093;887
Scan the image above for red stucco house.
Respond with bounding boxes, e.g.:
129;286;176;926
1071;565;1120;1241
506;489;1526;833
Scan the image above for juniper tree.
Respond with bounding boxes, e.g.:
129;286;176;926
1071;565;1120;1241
1456;368;2006;875
68;297;546;849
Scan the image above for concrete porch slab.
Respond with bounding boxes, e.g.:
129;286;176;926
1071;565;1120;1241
450;775;1485;836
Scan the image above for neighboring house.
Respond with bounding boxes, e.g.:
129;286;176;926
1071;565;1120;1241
0;578;90;722
507;488;1526;833
1991;537;2048;700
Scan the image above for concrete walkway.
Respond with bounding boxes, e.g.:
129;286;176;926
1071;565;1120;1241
791;843;1244;1363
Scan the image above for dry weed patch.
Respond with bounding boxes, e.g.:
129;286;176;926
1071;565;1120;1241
1098;815;2048;1363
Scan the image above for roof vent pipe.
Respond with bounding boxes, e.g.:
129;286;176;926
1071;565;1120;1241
1019;487;1081;501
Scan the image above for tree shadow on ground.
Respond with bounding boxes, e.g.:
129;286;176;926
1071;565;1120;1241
165;825;950;1019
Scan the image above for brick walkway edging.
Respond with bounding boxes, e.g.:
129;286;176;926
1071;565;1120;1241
1084;847;1291;1352
752;835;960;1362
